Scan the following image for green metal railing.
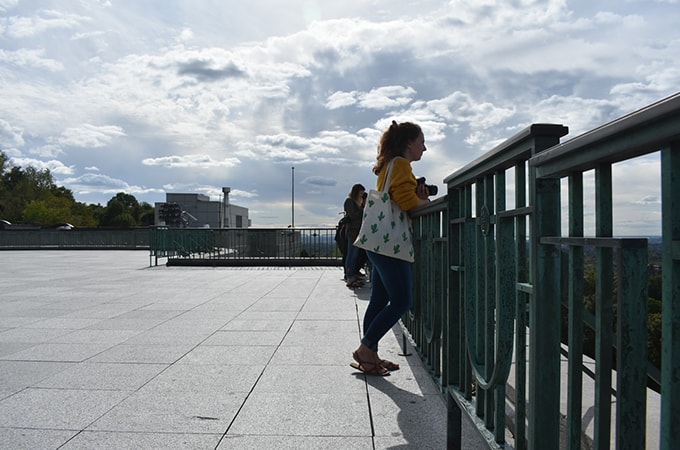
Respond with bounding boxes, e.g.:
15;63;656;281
406;92;680;450
0;228;150;249
529;92;680;450
148;227;342;267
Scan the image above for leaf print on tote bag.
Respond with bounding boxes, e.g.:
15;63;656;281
353;158;414;262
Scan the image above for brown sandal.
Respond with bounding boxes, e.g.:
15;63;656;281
379;359;400;371
351;351;390;376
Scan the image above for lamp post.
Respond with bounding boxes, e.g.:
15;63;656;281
291;166;295;228
222;187;231;228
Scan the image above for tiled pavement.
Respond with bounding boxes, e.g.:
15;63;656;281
0;251;487;449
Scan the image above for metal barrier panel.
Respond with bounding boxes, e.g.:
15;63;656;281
405;92;680;450
530;92;680;450
409;124;568;449
148;227;343;266
0;228;149;249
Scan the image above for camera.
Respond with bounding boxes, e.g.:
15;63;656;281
417;177;438;196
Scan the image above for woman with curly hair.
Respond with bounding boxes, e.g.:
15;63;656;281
351;120;431;376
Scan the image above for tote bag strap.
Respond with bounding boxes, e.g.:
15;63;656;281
378;158;399;192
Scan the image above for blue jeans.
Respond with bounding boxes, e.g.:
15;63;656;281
361;251;413;352
345;237;360;279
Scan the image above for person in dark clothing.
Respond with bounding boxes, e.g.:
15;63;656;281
343;183;366;287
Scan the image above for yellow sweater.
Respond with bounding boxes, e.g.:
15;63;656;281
376;157;420;212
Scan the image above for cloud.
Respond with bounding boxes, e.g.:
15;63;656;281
30;144;63;158
60;172;163;198
0;0;677;230
635;195;660;205
235;130;373;165
0;118;24;147
0;48;64;71
56;125;126;148
302;176;336;187
9;156;74;175
142;154;241;169
325;91;358;109
0;0;19;14
358;86;417;109
176;59;246;82
2;9;88;38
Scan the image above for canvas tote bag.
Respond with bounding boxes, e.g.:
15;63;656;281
353;158;414;262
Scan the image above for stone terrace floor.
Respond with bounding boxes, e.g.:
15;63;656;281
0;250;487;449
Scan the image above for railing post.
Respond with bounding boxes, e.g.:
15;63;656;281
529;177;561;450
594;163;614;449
617;240;648;450
661;142;680;450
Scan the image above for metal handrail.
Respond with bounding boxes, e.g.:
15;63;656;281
404;91;680;450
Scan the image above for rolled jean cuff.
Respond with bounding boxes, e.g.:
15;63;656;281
360;337;378;352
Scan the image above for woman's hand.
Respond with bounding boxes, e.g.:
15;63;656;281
416;183;430;200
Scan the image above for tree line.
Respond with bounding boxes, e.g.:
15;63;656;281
560;256;663;391
0;151;154;228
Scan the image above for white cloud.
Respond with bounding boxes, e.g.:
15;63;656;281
56;125;126;148
0;0;19;14
61;172;163;198
0;48;64;71
9;156;74;175
0;118;24;147
325;91;358;109
358;86;417;110
30;144;63;158
0;0;677;230
142;154;241;169
3;9;88;38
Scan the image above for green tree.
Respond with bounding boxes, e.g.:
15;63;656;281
70;202;99;227
137;202;156;226
1;164;58;222
0;151;154;228
22;199;71;225
648;312;662;369
648;273;662;302
100;194;137;227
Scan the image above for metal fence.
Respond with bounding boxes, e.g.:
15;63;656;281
405;92;680;450
0;228;150;250
148;227;343;267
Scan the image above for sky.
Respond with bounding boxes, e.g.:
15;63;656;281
1;0;678;234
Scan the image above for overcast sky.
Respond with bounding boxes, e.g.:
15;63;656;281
1;0;678;233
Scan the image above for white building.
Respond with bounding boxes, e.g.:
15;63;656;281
155;187;250;228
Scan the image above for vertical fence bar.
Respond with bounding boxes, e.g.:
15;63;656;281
447;188;463;389
661;143;680;450
566;174;585;450
463;186;475;402
474;178;486;421
530;177;562;450
496;212;514;445
514;161;528;450
494;169;507;445
616;240;648;450
447;187;465;450
594;163;614;450
483;174;496;430
515;289;529;450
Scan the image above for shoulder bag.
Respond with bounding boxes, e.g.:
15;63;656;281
353;158;414;262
